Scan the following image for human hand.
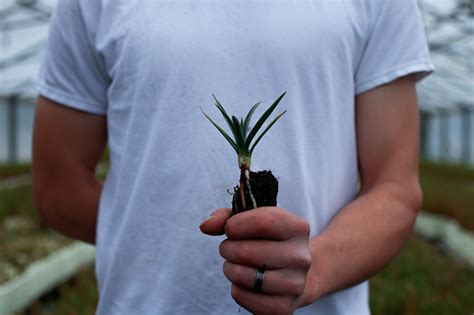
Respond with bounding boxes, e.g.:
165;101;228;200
200;207;312;315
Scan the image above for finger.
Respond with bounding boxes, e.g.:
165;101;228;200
231;285;296;315
225;207;310;240
199;208;232;236
223;261;306;296
220;239;312;270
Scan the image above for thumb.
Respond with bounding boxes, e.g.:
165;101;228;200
199;208;232;236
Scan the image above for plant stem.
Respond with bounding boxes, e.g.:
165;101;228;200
238;154;251;170
244;169;258;209
239;167;258;212
239;168;248;211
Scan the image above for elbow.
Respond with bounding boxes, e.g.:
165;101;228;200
380;179;423;242
391;178;423;231
362;176;423;227
395;179;423;245
362;176;423;213
401;176;423;216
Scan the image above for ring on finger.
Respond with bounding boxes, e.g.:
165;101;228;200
253;267;266;292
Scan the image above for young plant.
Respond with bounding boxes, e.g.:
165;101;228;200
201;92;287;214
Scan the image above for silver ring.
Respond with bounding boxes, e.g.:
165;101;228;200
253;268;265;292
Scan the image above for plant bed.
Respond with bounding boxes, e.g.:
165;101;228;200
22;266;99;315
0;214;73;284
0;240;95;315
414;211;474;269
0;159;106;314
0;213;95;314
0;183;96;314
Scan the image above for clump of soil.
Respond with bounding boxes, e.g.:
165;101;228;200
231;170;279;215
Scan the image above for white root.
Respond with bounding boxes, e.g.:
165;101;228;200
245;169;258;209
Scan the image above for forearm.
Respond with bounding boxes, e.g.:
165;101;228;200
300;181;421;305
34;173;101;244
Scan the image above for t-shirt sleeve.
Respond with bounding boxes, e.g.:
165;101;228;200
354;0;435;95
36;0;109;114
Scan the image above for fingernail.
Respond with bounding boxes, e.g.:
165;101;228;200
200;215;216;227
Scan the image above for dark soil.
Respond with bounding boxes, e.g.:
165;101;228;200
231;170;278;215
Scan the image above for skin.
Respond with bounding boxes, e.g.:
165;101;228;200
34;74;421;313
32;96;107;244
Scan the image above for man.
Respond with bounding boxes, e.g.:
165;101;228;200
33;0;434;314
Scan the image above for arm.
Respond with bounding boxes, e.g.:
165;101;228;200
32;96;107;244
300;74;422;304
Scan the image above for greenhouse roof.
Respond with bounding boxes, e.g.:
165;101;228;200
417;0;474;110
0;0;54;100
0;0;472;109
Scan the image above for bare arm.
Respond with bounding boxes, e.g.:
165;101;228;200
300;74;422;304
32;96;107;244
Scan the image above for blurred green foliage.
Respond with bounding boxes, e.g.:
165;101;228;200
420;159;474;181
420;160;474;230
0;163;31;180
0;185;36;221
371;235;474;314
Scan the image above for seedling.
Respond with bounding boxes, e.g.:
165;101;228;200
201;92;287;214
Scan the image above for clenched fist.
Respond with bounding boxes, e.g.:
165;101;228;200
200;207;312;315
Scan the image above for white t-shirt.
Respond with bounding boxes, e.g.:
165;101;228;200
37;0;434;314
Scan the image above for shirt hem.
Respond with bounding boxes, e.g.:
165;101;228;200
35;77;107;115
355;60;435;96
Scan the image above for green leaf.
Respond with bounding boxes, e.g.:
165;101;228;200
250;110;287;154
201;107;239;153
242;101;261;138
232;115;245;147
212;94;241;145
244;91;287;151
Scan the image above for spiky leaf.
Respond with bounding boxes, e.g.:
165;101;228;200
250;110;287;153
242;102;261;138
202;92;287;166
201;107;239;153
212;94;241;143
232;115;245;147
243;91;287;151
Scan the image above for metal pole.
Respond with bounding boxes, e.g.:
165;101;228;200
7;95;18;163
420;110;430;159
439;109;450;162
460;104;472;165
